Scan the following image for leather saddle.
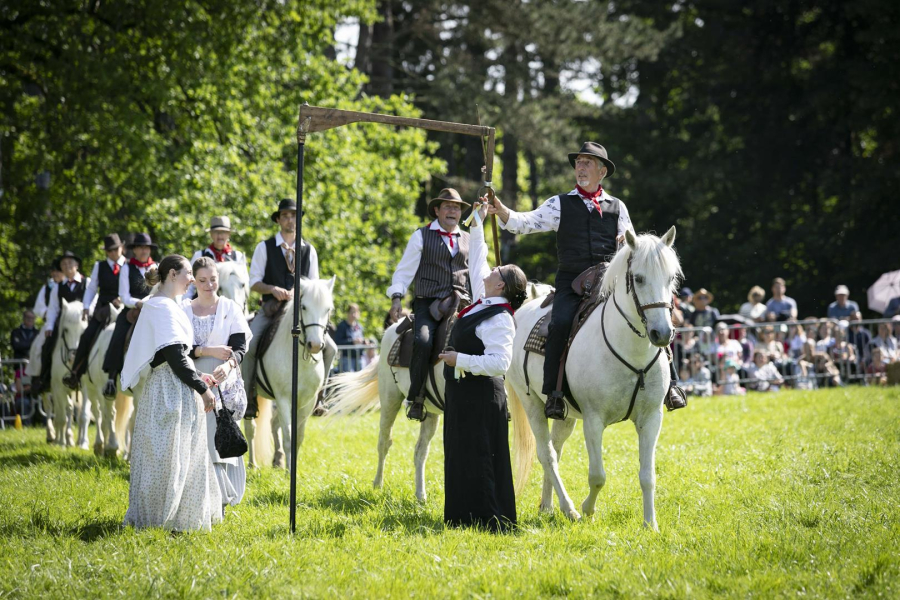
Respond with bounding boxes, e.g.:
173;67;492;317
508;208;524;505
388;294;462;368
254;299;289;363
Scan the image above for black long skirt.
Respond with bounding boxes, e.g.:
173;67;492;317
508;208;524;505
443;368;517;532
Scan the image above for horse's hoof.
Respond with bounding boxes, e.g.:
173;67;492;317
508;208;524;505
539;502;555;515
104;447;119;459
247;462;258;470
643;520;659;532
566;509;582;521
93;442;103;456
581;501;595;517
272;450;285;469
415;494;427;504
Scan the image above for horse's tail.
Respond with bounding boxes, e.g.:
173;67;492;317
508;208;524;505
254;396;275;468
325;360;380;419
508;383;535;497
114;392;133;448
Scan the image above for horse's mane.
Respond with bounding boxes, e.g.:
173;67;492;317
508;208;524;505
299;277;334;306
600;233;682;298
217;261;249;285
59;299;83;329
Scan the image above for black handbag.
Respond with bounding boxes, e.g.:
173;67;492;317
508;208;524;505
213;386;248;459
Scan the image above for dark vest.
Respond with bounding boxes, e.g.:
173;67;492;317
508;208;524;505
58;278;87;304
44;283;53;306
412;226;471;301
446;305;512;378
127;263;151;299
200;247;240;262
262;237;311;303
97;261;120;306
556;192;620;273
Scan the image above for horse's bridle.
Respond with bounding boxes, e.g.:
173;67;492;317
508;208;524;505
294;303;331;362
613;253;674;341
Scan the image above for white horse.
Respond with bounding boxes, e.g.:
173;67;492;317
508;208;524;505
243;277;335;471
44;299;91;448
508;227;681;529
79;304;125;457
216;261;251;317
327;281;554;502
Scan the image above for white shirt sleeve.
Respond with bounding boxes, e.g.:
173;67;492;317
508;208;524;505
45;288;61;331
617;200;635;237
499;195;561;235
455;311;516;377
248;241;268;288
386;229;424;298
468;213;491;301
33;284;49;319
82;262;100;312
306;242;319;280
85;277;97;312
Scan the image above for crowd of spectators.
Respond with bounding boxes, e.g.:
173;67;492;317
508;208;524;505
673;278;900;395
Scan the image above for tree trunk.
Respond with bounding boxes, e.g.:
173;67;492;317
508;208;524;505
355;20;372;76
500;132;518;261
370;0;394;97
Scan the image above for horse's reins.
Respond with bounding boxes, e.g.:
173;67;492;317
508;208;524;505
603;253;673;421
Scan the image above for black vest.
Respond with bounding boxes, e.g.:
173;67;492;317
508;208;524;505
58;278;87;304
412;226;471;301
127;263;151;298
97;261;120;306
262;237;311;303
556;192;620;273
199;247;240;262
446;304;512;378
44;283;53;306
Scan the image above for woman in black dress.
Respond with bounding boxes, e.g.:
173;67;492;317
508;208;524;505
439;202;528;532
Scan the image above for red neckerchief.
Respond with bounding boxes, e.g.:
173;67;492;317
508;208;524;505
112;261;120;276
129;257;155;269
576;185;604;216
437;229;458;249
208;243;233;262
458;299;515;318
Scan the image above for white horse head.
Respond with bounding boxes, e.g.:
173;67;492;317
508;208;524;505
296;276;335;354
601;226;681;347
58;298;87;363
216;261;250;315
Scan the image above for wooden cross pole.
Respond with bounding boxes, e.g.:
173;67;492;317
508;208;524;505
289;103;501;534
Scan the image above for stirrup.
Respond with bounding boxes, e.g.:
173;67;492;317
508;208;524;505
62;373;80;391
102;378;117;400
544;391;568;420
406;400;427;422
664;385;687;411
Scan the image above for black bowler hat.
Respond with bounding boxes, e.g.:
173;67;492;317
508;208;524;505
50;258;62;272
58;250;82;266
127;233;158;249
103;233;123;251
568;141;616;176
271;198;304;222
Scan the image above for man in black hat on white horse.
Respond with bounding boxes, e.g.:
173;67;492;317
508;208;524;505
242;198;335;419
488;142;686;419
388;188;473;422
34;250;93;393
63;234;126;389
101;233;158;398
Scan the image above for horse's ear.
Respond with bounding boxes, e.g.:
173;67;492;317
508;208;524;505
625;229;637;250
662;226;676;247
327;275;335;291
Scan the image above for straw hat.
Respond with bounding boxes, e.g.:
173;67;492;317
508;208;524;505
694;288;714;302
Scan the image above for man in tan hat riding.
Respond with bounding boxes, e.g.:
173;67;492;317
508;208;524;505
488;141;686;419
187;215;249;297
388;188;473;421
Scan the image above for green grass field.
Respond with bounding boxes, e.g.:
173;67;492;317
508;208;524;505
1;387;899;598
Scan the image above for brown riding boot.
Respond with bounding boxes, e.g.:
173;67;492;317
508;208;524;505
544;391;567;420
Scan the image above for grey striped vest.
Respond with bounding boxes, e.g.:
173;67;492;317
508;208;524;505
412;226;471;301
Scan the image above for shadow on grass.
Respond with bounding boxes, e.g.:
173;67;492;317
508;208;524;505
0;448;130;479
0;504;123;543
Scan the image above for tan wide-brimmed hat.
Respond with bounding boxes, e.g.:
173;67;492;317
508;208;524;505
427;188;471;219
206;216;231;232
694;288;715;302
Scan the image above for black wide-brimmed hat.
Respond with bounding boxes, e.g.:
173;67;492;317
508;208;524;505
58;250;82;266
568;141;616;176
103;233;123;251
271;198;305;222
427;188;471;219
127;233;158;249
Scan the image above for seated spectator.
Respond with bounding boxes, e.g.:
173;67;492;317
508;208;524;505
713;322;743;365
739;286;767;322
829;333;859;383
765;277;798;321
746;350;784;392
678;287;695;320
866;347;888;386
689;288;720;330
683;354;713;397
334;303;365;373
813;353;842;387
847;311;871;367
826;285;859;319
10;309;39;398
815;320;836;354
870;322;899;363
673;328;699;367
759;326;786;361
717;359;745;396
893;315;900;341
786;324;807;359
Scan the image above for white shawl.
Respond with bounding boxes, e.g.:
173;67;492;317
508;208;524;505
182;296;253;348
121;296;194;391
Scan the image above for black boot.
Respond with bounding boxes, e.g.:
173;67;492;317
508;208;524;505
102;376;117;400
406;396;427;422
664;385;687;411
544;391;567;420
62;372;81;391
